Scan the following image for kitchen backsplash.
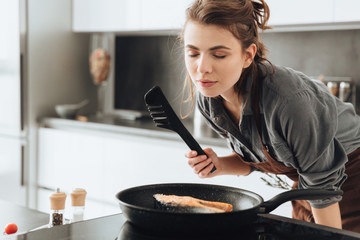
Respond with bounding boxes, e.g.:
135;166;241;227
111;29;360;117
262;29;360;112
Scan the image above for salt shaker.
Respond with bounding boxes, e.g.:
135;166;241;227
339;82;351;102
327;81;338;97
70;188;87;222
49;188;67;227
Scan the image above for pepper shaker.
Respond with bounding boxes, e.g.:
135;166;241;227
70;188;87;222
327;81;338;97
339;82;351;102
49;188;67;227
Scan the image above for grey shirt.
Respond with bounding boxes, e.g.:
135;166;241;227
197;63;360;208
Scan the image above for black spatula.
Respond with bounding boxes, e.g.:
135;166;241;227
144;86;216;173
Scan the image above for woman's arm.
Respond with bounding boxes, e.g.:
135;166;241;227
186;148;251;178
311;202;342;229
217;152;252;176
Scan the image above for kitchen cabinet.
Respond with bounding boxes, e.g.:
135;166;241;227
37;127;293;219
72;0;141;32
0;0;26;207
140;0;191;30
0;137;26;206
0;0;92;210
265;0;360;31
267;0;334;26
334;0;360;22
73;0;360;33
72;0;192;32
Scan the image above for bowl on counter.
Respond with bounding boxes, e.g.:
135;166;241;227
55;99;89;119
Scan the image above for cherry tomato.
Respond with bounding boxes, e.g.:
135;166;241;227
4;223;18;235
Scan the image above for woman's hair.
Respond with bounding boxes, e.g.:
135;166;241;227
180;0;272;118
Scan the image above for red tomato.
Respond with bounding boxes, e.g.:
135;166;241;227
4;223;18;234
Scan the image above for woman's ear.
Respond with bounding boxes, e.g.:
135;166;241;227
243;43;257;68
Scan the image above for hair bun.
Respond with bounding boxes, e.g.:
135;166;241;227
251;0;271;31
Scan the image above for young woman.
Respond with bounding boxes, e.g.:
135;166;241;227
182;0;360;232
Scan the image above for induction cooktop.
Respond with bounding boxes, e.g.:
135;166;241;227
4;213;360;240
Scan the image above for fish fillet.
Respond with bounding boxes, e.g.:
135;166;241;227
153;194;233;213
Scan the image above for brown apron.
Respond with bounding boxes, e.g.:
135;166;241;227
236;145;360;232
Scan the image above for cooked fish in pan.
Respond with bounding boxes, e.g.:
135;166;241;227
154;194;233;213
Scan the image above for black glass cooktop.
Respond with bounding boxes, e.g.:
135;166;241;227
5;213;360;240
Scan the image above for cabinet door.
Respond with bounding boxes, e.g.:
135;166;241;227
0;0;22;136
72;0;192;32
334;0;360;22
72;0;142;32
140;0;192;30
267;0;334;26
38;128;104;201
0;137;25;206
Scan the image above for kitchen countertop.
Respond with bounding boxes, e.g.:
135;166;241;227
0;199;49;235
40;115;227;148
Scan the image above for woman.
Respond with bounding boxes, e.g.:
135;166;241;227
182;0;360;232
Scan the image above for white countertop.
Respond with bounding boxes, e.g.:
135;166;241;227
39;115;227;148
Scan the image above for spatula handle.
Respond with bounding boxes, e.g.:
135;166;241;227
178;125;217;173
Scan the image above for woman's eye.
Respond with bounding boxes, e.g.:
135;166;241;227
187;52;199;58
213;52;226;59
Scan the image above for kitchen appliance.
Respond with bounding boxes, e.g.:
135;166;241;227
5;212;360;240
115;183;342;233
108;35;185;120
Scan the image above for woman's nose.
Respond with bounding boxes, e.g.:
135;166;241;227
197;56;212;74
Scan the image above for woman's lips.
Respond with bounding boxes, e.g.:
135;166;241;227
198;79;217;88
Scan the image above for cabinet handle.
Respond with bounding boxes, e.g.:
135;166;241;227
20;53;25;131
21;146;24;186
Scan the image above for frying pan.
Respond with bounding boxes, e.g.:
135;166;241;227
116;183;342;233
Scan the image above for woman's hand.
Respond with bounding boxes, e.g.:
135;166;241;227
185;149;253;178
185;148;220;178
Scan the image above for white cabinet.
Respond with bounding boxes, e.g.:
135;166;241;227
38;127;293;219
140;0;191;30
38;128;104;201
72;0;141;32
334;0;360;22
267;0;334;26
0;137;26;206
267;0;360;29
0;0;22;136
73;0;360;33
72;0;192;32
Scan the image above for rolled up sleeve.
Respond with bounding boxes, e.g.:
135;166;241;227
279;90;347;208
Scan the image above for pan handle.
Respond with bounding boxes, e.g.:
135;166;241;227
259;189;343;213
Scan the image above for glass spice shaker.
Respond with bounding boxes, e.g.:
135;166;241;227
49;188;67;227
70;188;87;222
327;81;339;97
339;82;351;102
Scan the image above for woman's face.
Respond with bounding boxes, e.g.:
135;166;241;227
183;21;253;98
